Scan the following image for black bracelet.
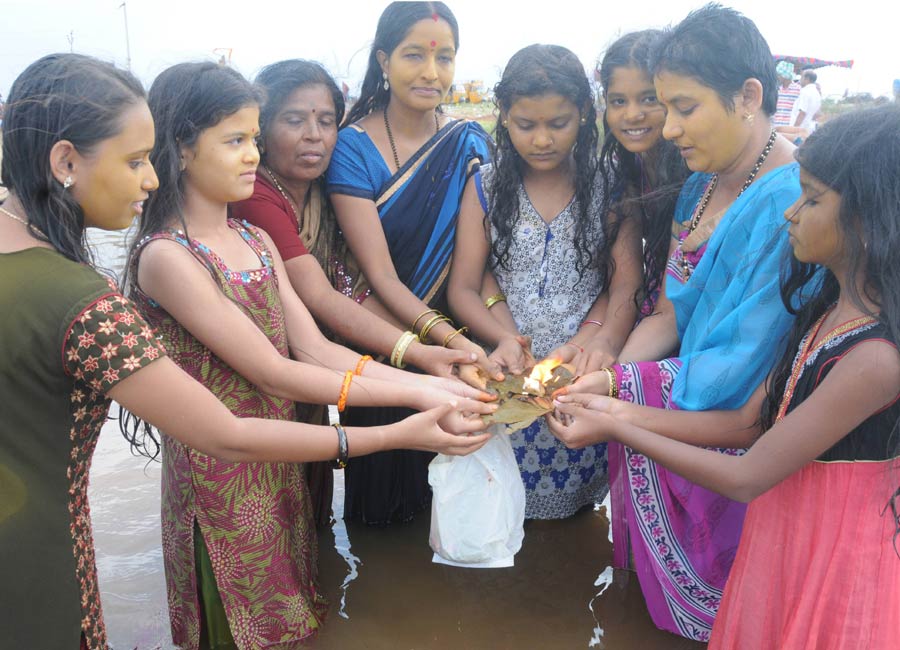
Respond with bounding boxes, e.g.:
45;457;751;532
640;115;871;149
332;423;349;469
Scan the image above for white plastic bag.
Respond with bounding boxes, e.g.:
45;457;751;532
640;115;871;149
428;427;526;568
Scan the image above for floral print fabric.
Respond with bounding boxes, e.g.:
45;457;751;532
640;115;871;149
131;220;327;649
479;164;609;519
63;286;167;649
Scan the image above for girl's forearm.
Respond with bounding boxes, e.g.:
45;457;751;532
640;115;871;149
451;285;519;347
612;399;761;448
609;418;756;502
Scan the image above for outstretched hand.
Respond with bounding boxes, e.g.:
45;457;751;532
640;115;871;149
414;344;478;378
488;335;535;376
545;400;617;449
551;369;611;399
399;402;492;455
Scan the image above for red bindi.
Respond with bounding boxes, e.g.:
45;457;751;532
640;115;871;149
430;40;437;47
432;12;439;21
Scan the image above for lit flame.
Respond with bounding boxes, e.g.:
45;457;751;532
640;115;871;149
523;358;562;394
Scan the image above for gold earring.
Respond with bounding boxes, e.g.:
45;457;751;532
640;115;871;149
63;175;74;189
580;117;587;125
744;111;755;125
502;119;509;128
382;72;389;91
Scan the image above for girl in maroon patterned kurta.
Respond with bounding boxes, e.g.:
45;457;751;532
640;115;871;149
0;54;490;650
130;62;494;649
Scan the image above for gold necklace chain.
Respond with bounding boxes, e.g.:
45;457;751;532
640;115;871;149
262;166;300;217
679;129;778;281
0;205;47;238
383;109;440;171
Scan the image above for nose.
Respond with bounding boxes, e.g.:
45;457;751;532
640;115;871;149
661;112;681;142
304;120;322;142
144;162;160;192
784;197;802;223
422;54;438;81
625;102;645;122
533;127;553;148
246;140;260;164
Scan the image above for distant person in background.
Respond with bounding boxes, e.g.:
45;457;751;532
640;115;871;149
791;69;822;131
773;61;801;127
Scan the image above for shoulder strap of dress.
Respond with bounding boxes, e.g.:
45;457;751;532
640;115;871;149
131;229;220;281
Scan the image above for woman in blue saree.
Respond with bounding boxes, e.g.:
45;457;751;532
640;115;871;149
555;6;803;641
327;2;497;524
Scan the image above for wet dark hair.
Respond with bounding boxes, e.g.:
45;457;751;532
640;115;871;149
650;3;778;116
255;59;345;160
342;1;459;125
132;61;264;245
597;30;689;312
1;53;145;263
762;105;900;468
489;44;601;284
122;61;262;460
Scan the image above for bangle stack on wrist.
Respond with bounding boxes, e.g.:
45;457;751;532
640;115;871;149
391;331;418;368
484;293;506;310
332;423;349;469
600;367;619;399
418;314;451;343
442;326;468;347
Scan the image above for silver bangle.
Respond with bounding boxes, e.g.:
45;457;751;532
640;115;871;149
332;423;349;469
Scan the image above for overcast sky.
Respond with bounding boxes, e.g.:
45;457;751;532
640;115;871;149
0;0;895;101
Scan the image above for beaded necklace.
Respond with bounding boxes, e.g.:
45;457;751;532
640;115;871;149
383;109;440;171
678;129;778;281
775;308;877;421
262;166;305;219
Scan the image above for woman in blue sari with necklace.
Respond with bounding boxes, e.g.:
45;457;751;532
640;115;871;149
328;1;498;524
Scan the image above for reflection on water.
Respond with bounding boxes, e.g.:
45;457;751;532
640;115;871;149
86;228;705;649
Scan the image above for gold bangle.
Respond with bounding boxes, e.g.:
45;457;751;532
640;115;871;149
442;326;469;347
354;354;373;376
418;315;451;343
601;367;618;400
484;293;507;310
411;308;439;333
391;331;417;368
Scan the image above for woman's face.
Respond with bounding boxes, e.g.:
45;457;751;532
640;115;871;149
264;83;338;184
181;104;260;204
605;65;666;155
72;101;159;231
380;18;456;113
654;71;747;173
504;93;582;174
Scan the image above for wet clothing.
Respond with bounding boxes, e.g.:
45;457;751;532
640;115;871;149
0;248;165;650
475;163;609;519
710;317;900;649
327;118;491;524
131;221;327;650
607;165;801;641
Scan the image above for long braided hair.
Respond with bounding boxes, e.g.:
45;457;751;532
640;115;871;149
489;44;601;286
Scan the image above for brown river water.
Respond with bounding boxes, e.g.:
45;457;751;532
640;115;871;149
86;229;705;650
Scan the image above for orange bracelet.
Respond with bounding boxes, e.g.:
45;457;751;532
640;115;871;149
337;370;353;412
354;354;373;376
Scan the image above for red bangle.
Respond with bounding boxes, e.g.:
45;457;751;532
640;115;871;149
337;370;353;412
581;320;604;328
354;354;373;376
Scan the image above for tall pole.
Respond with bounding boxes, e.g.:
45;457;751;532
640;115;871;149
119;2;132;71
